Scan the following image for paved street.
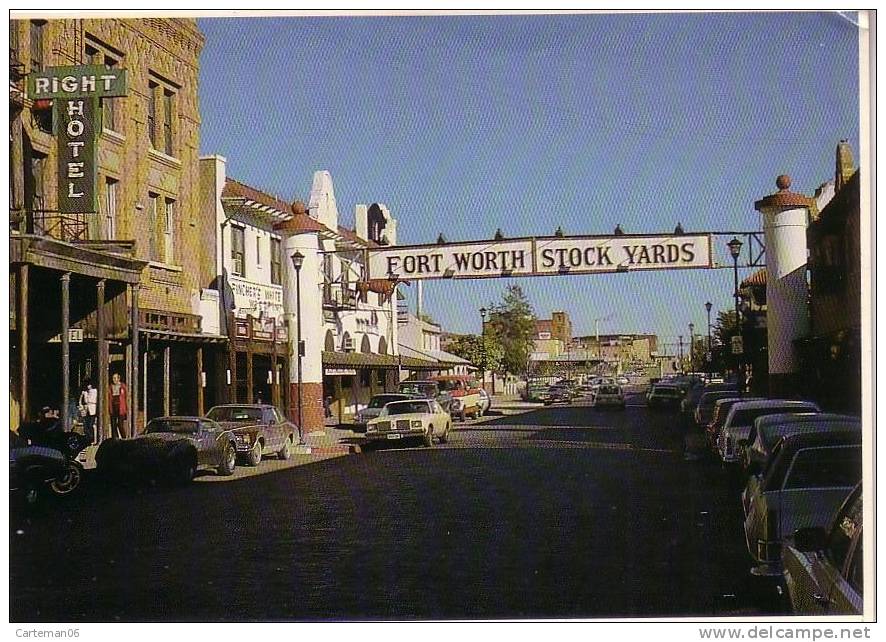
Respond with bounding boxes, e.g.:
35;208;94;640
10;388;780;621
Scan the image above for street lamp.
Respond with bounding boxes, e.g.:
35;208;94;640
705;301;713;378
727;237;744;390
678;335;684;373
479;307;488;392
291;250;305;445
688;322;695;373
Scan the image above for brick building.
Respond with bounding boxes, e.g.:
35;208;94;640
10;17;216;435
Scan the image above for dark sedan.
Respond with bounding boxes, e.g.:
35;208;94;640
206;404;297;465
543;385;572;406
96;417;237;484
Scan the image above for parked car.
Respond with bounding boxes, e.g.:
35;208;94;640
354;394;418;430
646;384;683;409
782;483;863;615
684;383;737;418
717;399;821;464
478;388;491;416
544;385;572;405
594;384;625;409
743;413;861;475
705;396;764;451
742;432;862;575
616;375;630;387
365;398;451;447
524;382;550;402
694;389;741;429
430;375;483;421
96;417;237;484
205;404;297;465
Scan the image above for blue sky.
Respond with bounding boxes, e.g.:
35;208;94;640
197;12;859;350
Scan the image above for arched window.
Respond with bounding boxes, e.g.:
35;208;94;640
342;332;352;352
324;330;335;352
378;336;388;355
360;334;372;354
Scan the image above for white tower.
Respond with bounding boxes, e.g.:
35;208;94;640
754;175;812;397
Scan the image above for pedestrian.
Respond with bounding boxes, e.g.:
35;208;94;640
79;380;98;444
324;395;333;419
109;373;128;439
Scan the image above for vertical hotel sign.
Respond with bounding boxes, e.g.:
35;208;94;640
27;65;127;213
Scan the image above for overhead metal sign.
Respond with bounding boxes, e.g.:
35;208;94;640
368;234;712;281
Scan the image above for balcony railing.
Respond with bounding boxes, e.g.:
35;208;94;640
31;211;90;242
140;309;202;334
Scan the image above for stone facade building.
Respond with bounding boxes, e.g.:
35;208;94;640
10;17;218;435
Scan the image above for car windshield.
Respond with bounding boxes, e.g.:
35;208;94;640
762;420;861;448
599;386;620;394
206;406;263;422
653;387;678;396
730;405;815;428
783;446;862;490
383;401;430;415
146;419;199;434
369;395;407;409
399;382;437;397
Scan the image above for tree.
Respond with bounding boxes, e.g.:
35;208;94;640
712;310;740;373
445;334;503;373
486;285;537;376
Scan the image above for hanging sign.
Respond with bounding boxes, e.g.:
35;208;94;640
369;234;712;281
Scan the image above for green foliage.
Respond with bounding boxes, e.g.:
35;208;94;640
486;285;537;375
446;334;503;372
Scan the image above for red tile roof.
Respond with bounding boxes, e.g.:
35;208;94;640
741;268;766;288
222;177;292;215
273;213;331;234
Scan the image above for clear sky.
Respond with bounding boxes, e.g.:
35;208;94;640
197;12;859;352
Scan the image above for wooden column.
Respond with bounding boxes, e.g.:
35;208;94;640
129;284;139;436
196;345;204;416
228;325;237;403
60;273;71;433
163;344;171;416
246;341;254;404
18;264;29;424
271;332;279;408
96;280;107;440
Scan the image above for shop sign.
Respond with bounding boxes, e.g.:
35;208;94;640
369;234;712;281
234;319;250;339
325;368;357;376
252;317;275;342
28;66;128;214
49;328;84;343
229;276;284;314
275;323;288;342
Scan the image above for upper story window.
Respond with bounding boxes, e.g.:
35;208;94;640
148;73;178;157
255;234;262;267
270;238;282;285
29;153;46;214
164;198;175;264
148;192;161;261
30;20;45;72
85;38;122;132
231;226;245;277
102;177;118;240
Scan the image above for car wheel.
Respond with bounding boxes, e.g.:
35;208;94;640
439;423;451;444
277;436;293;460
49;461;83;496
217;442;236;476
247;440;262;466
423;425;434;447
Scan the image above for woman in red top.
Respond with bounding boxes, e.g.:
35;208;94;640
109;373;128;439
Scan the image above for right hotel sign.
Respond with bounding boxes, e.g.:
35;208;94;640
369;234;712;280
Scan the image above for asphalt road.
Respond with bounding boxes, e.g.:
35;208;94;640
9;389;782;621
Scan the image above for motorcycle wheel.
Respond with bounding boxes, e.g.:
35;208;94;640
49;461;83;496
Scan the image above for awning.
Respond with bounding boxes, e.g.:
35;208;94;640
140;329;228;343
321;350;440;371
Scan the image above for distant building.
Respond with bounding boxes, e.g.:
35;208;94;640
572;334;658;366
532;310;572;358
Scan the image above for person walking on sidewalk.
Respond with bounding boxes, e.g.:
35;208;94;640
78;380;98;444
109;373;128;439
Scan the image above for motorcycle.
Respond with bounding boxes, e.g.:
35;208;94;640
10;422;90;505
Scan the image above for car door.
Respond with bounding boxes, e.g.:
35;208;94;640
433;401;447;433
262;408;280;453
196;420;221;466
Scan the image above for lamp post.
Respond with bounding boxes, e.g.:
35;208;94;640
688;322;695;374
727;237;744;390
479;307;488;392
705;301;713;378
678;335;684;373
291;250;305;445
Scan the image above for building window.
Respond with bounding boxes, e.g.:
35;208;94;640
270;238;282;285
86;40;121;132
148;193;160;261
30;20;44;72
361;370;372;387
231;226;245;277
163;89;174;156
148;81;158;149
164;198;175;263
29;153;46;215
101;178;118;240
255;234;262;267
323;253;334;303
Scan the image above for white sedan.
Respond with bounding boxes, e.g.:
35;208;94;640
365;399;452;447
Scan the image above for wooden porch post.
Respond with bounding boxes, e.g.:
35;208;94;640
18;264;28;424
